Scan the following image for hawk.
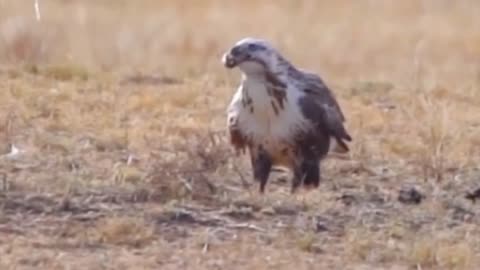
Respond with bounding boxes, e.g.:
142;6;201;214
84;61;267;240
222;37;352;194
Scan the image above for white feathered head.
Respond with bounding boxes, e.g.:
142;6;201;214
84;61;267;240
222;37;283;75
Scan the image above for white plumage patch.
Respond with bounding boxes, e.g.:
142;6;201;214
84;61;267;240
227;77;342;158
227;75;310;156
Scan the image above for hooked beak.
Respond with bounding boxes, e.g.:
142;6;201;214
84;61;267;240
222;52;237;69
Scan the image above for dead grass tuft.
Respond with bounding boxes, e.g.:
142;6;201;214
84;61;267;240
42;64;90;81
93;216;155;247
295;232;322;254
413;93;463;182
410;237;474;270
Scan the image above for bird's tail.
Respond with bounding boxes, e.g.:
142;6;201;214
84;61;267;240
329;137;350;154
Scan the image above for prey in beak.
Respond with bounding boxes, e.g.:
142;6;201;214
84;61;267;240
222;46;250;69
222;39;268;73
222;52;237;68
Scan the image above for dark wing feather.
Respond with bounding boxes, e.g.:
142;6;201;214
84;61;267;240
296;70;352;152
299;70;347;120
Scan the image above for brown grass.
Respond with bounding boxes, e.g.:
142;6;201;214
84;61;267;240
1;0;480;269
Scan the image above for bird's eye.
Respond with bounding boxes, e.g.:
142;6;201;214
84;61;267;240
247;43;261;51
231;47;241;56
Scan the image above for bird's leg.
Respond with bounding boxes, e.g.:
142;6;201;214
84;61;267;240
301;158;320;189
291;158;321;193
251;146;272;194
290;165;305;194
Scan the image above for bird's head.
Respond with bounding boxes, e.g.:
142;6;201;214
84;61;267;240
222;38;279;75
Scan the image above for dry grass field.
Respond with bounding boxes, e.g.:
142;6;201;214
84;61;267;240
0;1;480;269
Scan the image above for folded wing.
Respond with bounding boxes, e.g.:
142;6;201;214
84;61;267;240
296;71;352;152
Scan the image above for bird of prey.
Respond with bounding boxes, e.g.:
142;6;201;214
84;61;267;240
222;37;352;193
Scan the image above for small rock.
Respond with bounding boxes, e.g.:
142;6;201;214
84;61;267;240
232;200;262;211
57;198;73;212
315;222;328;232
157;210;196;224
337;193;357;206
313;216;330;232
260;207;275;216
398;187;424;204
222;207;255;220
272;204;299;216
465;188;480;203
450;205;475;222
368;193;386;204
308;244;324;254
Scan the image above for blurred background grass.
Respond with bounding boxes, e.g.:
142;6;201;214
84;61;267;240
0;0;479;85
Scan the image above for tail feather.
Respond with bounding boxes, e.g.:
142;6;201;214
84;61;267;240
329;136;350;154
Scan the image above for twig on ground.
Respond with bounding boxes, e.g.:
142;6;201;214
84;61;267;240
232;162;251;191
202;242;209;253
225;222;266;232
179;177;193;192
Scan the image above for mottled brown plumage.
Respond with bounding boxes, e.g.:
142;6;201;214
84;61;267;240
223;37;352;193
